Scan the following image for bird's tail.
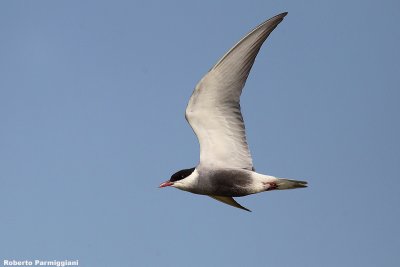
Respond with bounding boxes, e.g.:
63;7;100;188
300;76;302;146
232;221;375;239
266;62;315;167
276;178;308;190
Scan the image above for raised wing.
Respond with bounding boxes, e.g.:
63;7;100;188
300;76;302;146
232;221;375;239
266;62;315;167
185;13;287;170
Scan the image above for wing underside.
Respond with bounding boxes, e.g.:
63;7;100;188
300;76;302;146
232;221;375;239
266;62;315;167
209;195;251;212
185;13;288;170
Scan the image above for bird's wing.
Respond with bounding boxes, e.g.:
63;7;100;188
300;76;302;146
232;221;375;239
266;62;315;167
185;13;287;170
209;195;251;212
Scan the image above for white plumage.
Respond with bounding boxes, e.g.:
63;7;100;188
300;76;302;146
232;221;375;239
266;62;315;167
160;12;308;211
185;13;286;170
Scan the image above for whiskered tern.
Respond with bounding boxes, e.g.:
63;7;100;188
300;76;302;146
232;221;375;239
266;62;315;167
160;12;307;211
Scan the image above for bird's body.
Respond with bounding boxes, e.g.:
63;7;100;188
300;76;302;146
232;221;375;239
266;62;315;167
160;12;307;211
174;167;276;197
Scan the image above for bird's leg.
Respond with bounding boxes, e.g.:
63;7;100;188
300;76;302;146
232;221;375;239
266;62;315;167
263;181;278;191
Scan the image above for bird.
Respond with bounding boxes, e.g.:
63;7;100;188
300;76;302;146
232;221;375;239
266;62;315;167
159;12;307;212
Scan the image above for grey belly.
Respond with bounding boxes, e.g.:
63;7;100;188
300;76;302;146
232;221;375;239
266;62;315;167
193;168;253;197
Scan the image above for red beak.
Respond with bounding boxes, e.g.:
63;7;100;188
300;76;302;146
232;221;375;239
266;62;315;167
159;181;174;188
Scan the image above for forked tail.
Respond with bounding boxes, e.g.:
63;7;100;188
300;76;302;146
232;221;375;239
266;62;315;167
276;178;308;190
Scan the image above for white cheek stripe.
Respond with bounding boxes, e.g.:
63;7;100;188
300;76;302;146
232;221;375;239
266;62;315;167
173;169;199;191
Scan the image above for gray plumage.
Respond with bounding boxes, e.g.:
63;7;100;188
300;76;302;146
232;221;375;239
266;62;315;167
159;12;308;212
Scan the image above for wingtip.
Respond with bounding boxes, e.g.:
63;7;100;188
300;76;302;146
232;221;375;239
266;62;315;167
236;202;252;212
279;12;288;18
264;12;288;26
272;12;288;21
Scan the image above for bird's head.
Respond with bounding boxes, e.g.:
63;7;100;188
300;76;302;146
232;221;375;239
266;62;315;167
159;167;196;188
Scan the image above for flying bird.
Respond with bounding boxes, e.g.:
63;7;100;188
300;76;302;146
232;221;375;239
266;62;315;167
159;12;307;211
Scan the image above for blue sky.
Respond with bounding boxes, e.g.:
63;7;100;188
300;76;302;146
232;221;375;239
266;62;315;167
1;1;399;266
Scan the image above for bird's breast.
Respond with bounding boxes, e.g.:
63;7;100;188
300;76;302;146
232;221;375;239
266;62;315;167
195;168;254;197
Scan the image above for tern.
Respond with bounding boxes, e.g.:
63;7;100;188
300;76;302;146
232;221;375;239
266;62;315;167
159;12;307;211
